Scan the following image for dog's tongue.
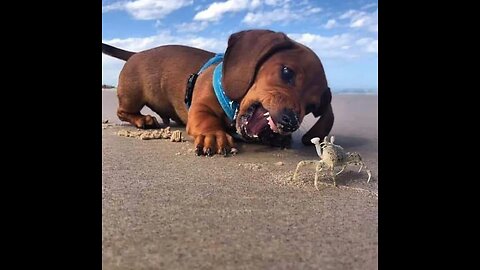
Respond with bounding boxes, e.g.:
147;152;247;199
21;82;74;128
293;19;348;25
246;106;268;135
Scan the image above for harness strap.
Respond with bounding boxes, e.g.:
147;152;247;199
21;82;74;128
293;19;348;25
212;62;239;121
184;54;224;108
184;54;239;122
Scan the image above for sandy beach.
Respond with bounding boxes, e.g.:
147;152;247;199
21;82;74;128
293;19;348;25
102;90;378;269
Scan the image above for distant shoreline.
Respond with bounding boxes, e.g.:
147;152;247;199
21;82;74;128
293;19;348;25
334;91;377;95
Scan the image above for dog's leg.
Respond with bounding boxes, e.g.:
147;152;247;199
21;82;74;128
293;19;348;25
117;110;160;129
116;97;161;129
187;112;235;157
302;104;334;145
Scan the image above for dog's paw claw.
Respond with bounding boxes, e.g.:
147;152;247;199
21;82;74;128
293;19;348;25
195;145;204;156
192;132;235;157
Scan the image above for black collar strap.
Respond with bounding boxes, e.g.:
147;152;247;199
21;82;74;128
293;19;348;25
184;53;225;109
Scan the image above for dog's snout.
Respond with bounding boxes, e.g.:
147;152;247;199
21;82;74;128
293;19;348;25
278;109;299;132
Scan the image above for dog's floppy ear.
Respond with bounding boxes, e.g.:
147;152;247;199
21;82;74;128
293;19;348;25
222;30;294;101
310;87;332;117
301;87;334;145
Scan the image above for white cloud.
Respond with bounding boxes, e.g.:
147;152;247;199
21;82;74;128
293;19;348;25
366;40;378;53
288;33;358;59
324;19;337;29
306;7;322;14
102;0;193;20
250;0;262;8
103;32;227;56
102;1;125;12
265;0;279;5
242;0;322;27
288;32;378;59
339;8;378;32
339;9;357;19
356;38;378;53
193;0;250;21
175;21;209;33
242;3;321;27
361;3;377;10
102;57;125;86
102;33;218;59
242;8;302;26
355;38;371;46
193;0;295;22
265;0;290;6
351;17;367;27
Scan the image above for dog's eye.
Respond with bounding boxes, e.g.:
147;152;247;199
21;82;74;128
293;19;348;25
281;66;295;85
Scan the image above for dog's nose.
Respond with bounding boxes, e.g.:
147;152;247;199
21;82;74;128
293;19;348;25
278;109;299;132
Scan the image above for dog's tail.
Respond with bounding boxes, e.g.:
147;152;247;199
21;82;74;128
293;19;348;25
102;43;135;61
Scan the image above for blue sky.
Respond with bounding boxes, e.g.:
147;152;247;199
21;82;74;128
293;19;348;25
102;0;378;91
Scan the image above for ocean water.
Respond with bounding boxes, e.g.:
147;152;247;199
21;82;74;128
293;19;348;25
333;89;378;95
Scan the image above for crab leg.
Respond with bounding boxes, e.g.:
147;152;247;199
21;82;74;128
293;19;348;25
359;162;372;183
336;165;347;176
314;162;324;190
293;160;318;181
358;163;364;173
331;168;337;187
313;142;323;157
314;162;332;190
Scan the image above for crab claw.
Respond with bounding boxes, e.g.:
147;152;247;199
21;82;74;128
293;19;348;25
310;137;321;145
311;137;323;157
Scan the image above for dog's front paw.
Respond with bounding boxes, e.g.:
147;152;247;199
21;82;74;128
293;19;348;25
192;131;236;157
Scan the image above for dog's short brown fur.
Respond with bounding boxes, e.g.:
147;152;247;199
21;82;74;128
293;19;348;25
102;30;334;156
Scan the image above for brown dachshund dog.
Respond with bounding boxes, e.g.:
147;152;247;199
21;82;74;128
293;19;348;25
102;29;334;156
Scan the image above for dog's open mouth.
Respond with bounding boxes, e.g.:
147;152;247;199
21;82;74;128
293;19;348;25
239;103;278;138
237;103;293;148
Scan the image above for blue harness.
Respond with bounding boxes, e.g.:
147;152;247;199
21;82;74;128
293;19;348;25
184;54;239;121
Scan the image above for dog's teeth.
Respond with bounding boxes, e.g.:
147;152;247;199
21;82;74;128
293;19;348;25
263;112;270;116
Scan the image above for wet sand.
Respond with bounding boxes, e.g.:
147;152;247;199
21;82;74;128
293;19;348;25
102;90;378;269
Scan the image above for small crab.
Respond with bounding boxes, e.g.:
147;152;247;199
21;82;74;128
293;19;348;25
293;136;371;190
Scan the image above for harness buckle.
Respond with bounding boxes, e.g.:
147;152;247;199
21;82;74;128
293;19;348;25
185;73;198;107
